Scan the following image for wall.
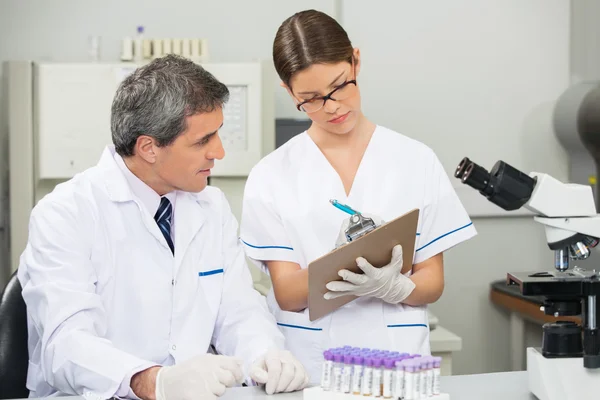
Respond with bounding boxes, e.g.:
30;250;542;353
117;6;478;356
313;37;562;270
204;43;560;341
340;0;570;374
0;0;328;287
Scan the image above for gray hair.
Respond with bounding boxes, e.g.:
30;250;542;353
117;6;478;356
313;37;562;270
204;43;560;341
111;54;230;156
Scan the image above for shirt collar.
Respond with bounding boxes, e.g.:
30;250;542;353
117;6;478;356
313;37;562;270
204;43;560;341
113;152;176;217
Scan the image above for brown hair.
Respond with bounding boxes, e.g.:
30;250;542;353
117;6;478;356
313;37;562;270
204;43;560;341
273;9;354;87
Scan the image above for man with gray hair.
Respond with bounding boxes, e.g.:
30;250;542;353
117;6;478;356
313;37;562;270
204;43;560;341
17;55;309;400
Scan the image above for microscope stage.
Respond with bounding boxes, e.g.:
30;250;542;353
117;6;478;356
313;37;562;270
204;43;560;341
507;270;600;297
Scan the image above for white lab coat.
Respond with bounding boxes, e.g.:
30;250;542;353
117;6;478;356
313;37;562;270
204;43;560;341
18;146;284;398
240;126;477;383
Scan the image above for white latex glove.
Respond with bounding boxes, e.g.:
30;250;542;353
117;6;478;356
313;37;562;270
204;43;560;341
324;244;416;304
334;213;385;248
249;349;310;395
155;354;244;400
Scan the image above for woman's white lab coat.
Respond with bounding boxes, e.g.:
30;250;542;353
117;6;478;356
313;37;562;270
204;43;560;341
240;126;477;383
18;146;284;398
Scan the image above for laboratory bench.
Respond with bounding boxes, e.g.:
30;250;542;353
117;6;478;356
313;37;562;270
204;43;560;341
8;371;534;400
489;279;580;371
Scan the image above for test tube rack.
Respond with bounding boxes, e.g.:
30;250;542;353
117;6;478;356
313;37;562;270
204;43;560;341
303;386;451;400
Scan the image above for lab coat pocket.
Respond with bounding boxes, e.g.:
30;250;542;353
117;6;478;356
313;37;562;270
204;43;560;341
275;309;328;385
197;268;225;317
383;304;431;356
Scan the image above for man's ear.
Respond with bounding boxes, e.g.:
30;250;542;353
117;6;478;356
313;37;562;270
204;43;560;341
135;135;158;163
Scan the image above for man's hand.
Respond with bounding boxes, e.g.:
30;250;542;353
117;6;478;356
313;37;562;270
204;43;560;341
324;244;416;304
131;366;160;400
132;354;244;400
249;349;310;395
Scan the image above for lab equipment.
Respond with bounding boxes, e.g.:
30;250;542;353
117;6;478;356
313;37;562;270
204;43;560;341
341;355;352;393
455;156;600;400
321;351;333;390
432;357;441;395
382;358;395;398
5;60;274;272
553;82;600;209
332;354;343;392
120;35;210;62
371;357;382;397
351;355;363;395
315;347;447;399
361;357;373;396
133;26;144;62
403;360;417;400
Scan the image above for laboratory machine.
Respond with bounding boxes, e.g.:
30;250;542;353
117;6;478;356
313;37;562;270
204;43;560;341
455;156;600;400
4;60;275;272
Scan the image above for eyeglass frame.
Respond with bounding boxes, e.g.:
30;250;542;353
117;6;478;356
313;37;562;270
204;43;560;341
295;79;358;113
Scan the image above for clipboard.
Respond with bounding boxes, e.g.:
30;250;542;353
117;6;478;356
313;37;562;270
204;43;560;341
307;208;420;321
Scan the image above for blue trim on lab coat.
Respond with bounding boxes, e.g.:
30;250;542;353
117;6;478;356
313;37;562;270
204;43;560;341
241;239;294;251
277;323;323;331
387;323;428;328
198;269;224;277
416;222;473;252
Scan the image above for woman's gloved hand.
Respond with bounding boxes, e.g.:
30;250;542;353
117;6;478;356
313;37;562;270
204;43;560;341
324;245;415;304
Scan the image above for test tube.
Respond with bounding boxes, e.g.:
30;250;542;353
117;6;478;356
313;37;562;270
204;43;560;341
432;356;442;395
372;357;383;397
342;355;353;393
403;360;415;400
361;357;373;396
393;359;405;400
424;357;434;397
382;358;395;398
414;360;422;400
332;354;343;392
419;358;427;398
352;355;364;395
321;351;333;391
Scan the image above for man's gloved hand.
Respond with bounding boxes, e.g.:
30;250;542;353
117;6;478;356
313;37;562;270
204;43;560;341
249;349;310;395
334;213;385;248
324;244;416;304
155;354;244;400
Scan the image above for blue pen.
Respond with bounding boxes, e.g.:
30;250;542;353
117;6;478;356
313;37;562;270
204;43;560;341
329;199;359;215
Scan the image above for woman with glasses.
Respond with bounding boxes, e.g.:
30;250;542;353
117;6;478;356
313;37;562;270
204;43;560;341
240;9;476;383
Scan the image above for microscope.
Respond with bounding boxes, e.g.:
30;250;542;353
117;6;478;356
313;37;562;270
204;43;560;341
455;157;600;399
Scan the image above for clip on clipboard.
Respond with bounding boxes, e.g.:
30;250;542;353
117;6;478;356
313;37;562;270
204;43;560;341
307;208;420;322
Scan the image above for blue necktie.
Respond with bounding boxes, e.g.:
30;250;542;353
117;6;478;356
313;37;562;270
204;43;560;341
155;197;174;254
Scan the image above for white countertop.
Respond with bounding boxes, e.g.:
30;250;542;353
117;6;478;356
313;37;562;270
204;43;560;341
9;371;534;400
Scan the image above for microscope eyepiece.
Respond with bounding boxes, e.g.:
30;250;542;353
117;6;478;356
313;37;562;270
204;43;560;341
454;157;536;211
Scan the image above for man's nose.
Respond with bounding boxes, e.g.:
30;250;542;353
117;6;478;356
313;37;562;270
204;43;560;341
207;134;225;160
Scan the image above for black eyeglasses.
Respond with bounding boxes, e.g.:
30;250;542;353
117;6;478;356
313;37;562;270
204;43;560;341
296;80;358;113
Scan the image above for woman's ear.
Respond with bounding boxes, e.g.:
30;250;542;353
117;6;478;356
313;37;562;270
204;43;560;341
280;81;293;96
353;48;361;77
280;81;298;104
